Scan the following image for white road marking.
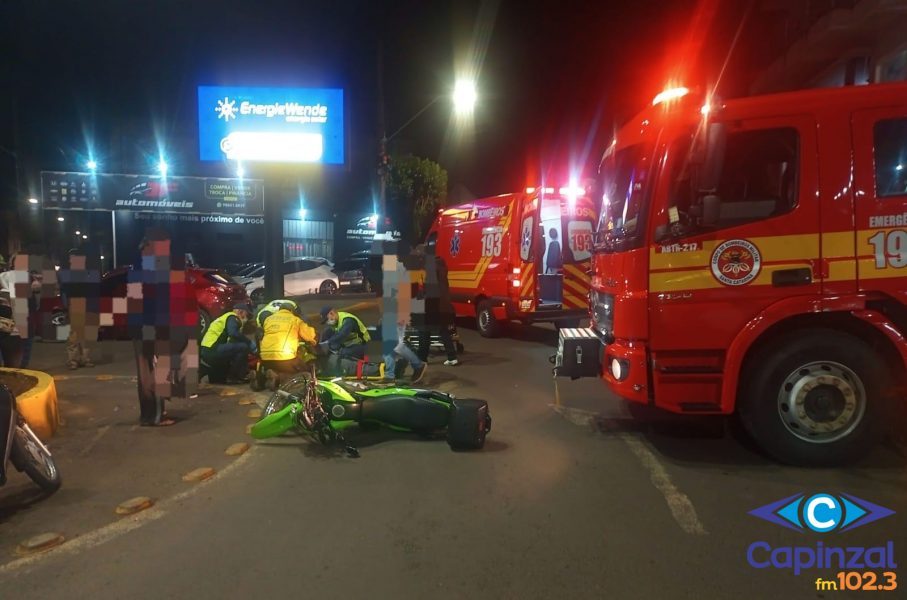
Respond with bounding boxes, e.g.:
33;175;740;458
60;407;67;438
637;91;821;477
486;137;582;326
78;425;111;457
549;403;708;535
0;447;257;575
619;435;708;536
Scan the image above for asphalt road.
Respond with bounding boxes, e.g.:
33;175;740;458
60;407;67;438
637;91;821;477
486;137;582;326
2;303;906;599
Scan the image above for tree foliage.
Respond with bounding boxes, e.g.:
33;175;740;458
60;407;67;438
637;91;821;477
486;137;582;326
386;154;448;242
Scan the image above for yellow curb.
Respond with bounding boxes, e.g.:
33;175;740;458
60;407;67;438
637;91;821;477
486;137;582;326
95;374;114;381
115;496;155;515
2;368;60;440
181;467;216;483
237;397;255;405
225;442;250;456
246;424;255;434
247;408;262;419
16;532;65;555
219;389;239;397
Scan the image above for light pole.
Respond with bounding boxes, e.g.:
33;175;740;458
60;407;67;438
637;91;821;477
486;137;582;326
375;78;477;236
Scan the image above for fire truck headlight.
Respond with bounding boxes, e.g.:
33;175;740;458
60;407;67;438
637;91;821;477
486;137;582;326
610;357;629;381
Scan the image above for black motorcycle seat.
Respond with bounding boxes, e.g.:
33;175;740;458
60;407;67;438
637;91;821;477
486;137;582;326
358;394;450;431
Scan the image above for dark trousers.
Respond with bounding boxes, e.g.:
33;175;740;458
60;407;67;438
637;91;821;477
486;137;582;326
133;340;163;425
201;343;248;383
418;313;457;362
0;335;23;369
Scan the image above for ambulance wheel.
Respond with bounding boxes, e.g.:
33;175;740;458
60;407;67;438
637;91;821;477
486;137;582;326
476;301;501;338
738;329;882;467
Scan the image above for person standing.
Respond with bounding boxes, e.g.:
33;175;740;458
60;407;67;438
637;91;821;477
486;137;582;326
419;249;458;366
129;229;198;427
0;297;23;368
58;249;99;370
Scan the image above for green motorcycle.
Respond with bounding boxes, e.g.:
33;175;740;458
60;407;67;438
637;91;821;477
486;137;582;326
251;370;491;454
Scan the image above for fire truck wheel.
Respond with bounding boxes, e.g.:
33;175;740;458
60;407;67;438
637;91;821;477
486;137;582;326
739;329;884;467
476;300;501;338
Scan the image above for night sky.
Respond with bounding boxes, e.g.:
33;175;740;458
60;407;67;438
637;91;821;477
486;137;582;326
0;0;762;213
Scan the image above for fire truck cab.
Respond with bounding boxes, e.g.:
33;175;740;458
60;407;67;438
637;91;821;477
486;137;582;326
428;188;597;336
557;82;907;465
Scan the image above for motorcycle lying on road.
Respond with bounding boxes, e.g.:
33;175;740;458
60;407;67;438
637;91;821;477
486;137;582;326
251;368;491;455
0;384;62;493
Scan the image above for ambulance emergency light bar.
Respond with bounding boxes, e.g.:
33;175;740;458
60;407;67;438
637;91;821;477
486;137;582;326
652;86;689;106
524;185;587;197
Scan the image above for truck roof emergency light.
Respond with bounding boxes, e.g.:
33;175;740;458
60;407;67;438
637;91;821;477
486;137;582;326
652;87;690;106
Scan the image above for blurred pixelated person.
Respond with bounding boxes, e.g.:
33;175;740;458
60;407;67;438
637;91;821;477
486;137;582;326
380;243;427;382
1;252;57;368
0;296;24;368
58;248;100;370
129;229;199;427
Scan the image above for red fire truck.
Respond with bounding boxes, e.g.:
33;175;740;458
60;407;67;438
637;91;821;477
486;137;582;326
427;188;597;336
555;82;907;465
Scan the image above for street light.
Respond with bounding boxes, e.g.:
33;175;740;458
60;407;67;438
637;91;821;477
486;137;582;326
27;197;38;204
82;234;88;240
87;159;98;171
157;159;168;176
453;79;477;116
377;78;479;234
236;163;245;178
57;216;64;222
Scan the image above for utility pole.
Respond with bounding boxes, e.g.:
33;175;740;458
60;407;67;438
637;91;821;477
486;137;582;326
376;40;388;237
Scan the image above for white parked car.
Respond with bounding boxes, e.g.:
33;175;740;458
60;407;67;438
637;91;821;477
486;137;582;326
246;259;339;303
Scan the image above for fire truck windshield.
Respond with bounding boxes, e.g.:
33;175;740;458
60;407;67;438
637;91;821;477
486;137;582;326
594;143;650;251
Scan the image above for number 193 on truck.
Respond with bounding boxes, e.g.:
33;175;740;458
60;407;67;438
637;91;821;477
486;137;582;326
555;82;907;466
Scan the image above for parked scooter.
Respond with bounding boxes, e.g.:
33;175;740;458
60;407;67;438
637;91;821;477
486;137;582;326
0;384;61;493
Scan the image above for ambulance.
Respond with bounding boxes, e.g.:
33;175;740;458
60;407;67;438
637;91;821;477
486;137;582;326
427;187;597;337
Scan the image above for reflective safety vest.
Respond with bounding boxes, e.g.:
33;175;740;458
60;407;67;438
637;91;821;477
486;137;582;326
201;312;239;348
336;311;370;347
260;309;317;361
257;299;298;328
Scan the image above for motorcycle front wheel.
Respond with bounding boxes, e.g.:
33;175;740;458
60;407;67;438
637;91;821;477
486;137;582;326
262;393;290;419
11;424;61;494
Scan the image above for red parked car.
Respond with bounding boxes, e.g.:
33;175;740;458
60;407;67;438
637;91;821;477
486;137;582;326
52;266;250;339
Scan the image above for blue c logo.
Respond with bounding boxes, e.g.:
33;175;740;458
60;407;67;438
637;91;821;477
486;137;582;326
750;492;895;533
803;494;842;532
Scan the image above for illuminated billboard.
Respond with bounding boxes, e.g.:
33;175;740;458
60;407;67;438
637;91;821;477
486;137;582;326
197;85;344;164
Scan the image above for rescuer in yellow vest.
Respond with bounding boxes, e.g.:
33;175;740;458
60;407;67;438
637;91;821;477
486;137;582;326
260;301;317;383
319;306;370;360
200;303;255;383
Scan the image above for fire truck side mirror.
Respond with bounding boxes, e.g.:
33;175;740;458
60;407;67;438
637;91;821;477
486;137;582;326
700;122;727;193
701;195;721;226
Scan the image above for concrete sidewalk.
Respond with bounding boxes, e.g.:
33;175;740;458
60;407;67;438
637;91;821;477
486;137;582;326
0;339;266;562
0;295;381;562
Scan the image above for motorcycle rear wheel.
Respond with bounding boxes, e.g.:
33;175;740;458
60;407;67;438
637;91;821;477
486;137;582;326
11;425;61;494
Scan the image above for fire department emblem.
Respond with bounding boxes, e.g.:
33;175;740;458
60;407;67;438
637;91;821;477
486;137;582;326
450;232;461;257
710;239;761;286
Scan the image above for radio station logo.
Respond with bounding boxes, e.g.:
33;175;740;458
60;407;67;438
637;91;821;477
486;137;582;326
216;97;237;121
746;492;898;589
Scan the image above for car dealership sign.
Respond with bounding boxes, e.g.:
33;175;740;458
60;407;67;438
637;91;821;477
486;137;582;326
198;85;345;164
41;171;265;215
